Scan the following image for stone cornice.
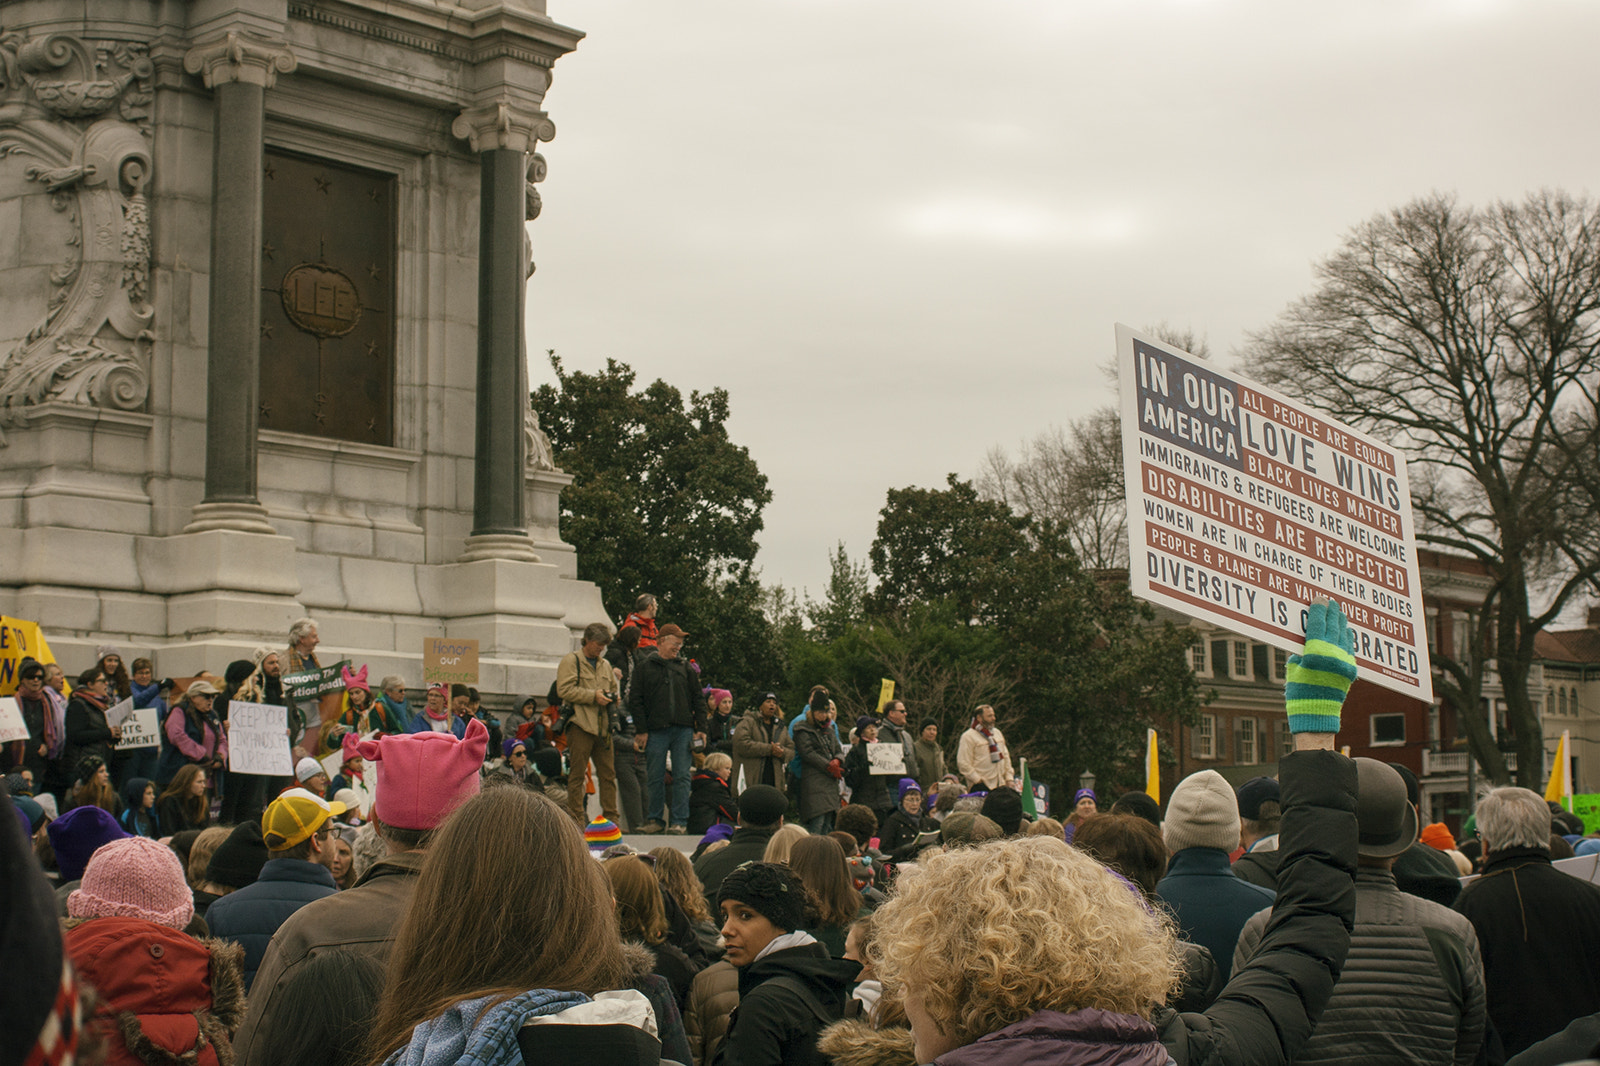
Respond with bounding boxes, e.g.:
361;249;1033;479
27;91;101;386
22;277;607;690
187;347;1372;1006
183;31;297;89
286;0;582;67
451;95;554;153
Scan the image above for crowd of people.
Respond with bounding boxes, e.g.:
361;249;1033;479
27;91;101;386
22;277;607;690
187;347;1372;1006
6;600;1600;1066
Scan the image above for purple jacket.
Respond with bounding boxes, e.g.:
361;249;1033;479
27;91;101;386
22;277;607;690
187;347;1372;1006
936;1009;1167;1066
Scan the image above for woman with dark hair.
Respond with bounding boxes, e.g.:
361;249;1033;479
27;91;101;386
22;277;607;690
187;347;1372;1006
715;861;860;1066
606;855;700;1009
249;950;385;1066
157;679;227;786
63;666;118;773
157;763;210;833
787;835;871;957
120;776;160;837
364;787;676;1066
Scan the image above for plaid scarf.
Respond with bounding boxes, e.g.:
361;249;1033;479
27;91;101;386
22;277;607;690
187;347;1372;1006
382;988;590;1066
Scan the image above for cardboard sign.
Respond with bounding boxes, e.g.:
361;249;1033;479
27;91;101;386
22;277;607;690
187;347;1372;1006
866;742;906;777
873;679;896;716
228;701;293;776
115;708;159;750
423;638;479;685
105;696;136;729
282;660;352;702
1117;325;1432;700
1572;793;1600;835
0;697;28;743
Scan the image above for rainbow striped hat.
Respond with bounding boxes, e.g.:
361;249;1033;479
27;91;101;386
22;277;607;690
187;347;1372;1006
584;816;622;851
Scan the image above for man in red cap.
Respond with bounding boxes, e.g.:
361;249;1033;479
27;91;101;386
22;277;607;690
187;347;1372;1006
229;717;489;1057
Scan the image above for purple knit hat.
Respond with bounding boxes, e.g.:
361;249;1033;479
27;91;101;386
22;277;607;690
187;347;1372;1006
46;805;129;882
67;836;195;929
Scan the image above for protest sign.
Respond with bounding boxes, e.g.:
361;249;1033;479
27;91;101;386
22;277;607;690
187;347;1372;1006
1117;325;1432;700
423;638;479;685
866;742;906;777
115;708;159;750
1030;779;1050;816
0;697;27;743
105;696;135;729
872;679;896;716
282;660;352;702
0;616;62;697
228;701;293;776
1573;793;1600;835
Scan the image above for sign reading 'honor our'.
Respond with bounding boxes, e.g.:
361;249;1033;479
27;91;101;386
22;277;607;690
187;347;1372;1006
1116;324;1432;702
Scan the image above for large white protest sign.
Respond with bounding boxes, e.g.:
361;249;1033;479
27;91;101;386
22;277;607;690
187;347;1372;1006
866;742;906;777
0;697;27;743
228;701;293;776
115;708;159;750
104;696;135;729
1118;325;1431;701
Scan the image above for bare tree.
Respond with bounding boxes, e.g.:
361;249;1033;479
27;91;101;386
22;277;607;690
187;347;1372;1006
1243;191;1600;788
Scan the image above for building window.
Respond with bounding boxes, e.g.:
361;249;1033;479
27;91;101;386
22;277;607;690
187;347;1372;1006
1560;689;1568;716
1237;716;1257;765
1426;607;1439;654
1273;647;1288;681
1571;688;1580;716
1451;611;1471;664
1197;714;1215;759
1189;638;1208;676
1371;713;1406;747
1549;692;1556;718
1429;704;1441;745
1233;641;1250;680
1279;718;1294;758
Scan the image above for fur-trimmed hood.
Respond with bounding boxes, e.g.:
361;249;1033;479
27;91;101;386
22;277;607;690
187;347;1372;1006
621;940;657;982
817;1019;917;1066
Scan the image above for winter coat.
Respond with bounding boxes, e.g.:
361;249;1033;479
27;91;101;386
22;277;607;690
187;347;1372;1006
623;941;695;1066
956;725;1012;791
156;793;208;835
203;856;339;990
118;777;159;837
11;686;66;783
843;743;891;816
1155;848;1275;984
934;1009;1168;1066
1394;840;1464;907
1231;847;1280;890
694;824;779;914
879;806;932;860
816;1019;917;1066
231;851;424;1061
715;942;860;1066
63;916;246;1066
689;770;738;835
793;717;844;822
912;737;945;793
628;650;701;732
1235;865;1486;1066
705;710;736;756
1455;845;1600;1056
406;709;466;737
63;692;115;772
157;703;226;782
686;960;740;1066
1151;748;1358;1066
635;937;700;1012
557;650;616;738
732;711;793;795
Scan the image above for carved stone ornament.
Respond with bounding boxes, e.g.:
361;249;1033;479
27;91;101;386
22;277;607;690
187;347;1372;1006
525;407;555;472
182;32;296;89
452;95;556;154
0;31;156;427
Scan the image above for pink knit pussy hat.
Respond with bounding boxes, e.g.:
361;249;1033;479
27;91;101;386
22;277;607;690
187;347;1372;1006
67;836;194;930
344;715;486;830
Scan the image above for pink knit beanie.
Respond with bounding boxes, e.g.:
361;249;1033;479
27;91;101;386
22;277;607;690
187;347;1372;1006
67;836;194;929
343;715;486;830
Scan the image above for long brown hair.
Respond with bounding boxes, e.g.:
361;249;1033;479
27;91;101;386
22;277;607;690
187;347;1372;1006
605;856;668;944
789;834;862;928
159;764;208;827
365;787;628;1064
649;846;710;923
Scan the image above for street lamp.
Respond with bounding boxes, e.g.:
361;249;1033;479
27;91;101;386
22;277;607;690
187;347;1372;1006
1080;769;1096;793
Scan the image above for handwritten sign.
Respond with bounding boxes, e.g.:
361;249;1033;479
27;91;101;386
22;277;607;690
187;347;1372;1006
282;660;352;702
1573;793;1600;836
115;708;159;750
228;701;292;776
1117;325;1431;700
866;742;906;777
0;697;28;743
873;679;896;716
105;696;135;729
423;638;479;685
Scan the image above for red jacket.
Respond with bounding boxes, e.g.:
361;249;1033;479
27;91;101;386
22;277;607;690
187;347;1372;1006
624;613;660;649
63;917;245;1066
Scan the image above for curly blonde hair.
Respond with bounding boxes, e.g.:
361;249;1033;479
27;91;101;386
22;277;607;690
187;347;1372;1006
870;836;1181;1046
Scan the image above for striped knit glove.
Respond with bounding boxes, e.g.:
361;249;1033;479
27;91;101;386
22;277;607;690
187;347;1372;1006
1284;600;1358;734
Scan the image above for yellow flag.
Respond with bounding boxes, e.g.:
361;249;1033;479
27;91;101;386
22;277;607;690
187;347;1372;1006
1546;730;1573;806
1145;728;1160;803
0;616;62;697
873;679;895;716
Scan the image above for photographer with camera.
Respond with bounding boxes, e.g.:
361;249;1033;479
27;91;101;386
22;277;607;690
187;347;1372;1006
556;622;623;829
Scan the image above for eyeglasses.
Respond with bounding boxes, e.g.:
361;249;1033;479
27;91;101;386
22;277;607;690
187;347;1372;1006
316;824;343;841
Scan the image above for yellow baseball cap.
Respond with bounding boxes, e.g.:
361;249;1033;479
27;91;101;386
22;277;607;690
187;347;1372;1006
262;788;347;850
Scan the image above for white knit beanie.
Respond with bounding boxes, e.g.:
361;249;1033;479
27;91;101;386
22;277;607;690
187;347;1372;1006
1163;770;1241;853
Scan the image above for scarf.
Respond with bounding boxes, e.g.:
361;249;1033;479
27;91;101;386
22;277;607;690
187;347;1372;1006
974;720;1000;764
377;693;408;732
76;689;108;712
424;704;448;721
15;687;68;761
382;988;591;1066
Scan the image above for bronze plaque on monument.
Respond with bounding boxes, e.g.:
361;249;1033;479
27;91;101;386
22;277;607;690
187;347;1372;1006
260;149;395;444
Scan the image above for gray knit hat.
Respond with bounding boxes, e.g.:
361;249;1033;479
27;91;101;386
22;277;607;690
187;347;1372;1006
1162;770;1240;853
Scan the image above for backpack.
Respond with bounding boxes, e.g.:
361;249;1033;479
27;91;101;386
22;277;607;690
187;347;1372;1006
546;653;578;735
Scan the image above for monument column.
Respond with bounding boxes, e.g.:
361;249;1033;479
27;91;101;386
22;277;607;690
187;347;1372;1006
453;98;555;563
183;33;296;535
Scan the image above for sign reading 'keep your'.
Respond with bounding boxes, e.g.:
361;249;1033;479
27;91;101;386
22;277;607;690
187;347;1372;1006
1117;324;1431;701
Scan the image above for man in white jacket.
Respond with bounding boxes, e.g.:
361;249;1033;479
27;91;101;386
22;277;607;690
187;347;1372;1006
956;704;1014;791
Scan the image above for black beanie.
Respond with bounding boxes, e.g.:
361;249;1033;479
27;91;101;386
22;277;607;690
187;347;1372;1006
717;861;809;933
225;659;256;689
979;787;1024;836
206;821;270;889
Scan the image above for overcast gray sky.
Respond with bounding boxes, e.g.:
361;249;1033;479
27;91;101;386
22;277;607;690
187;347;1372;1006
526;0;1598;602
